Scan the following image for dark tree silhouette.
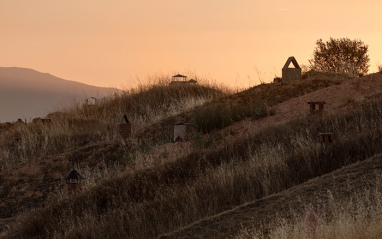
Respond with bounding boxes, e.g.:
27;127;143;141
309;38;370;76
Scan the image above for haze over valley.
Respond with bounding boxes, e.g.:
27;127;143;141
0;67;120;122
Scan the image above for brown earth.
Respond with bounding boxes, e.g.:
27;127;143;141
158;153;382;239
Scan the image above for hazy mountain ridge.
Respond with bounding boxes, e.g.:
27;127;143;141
0;67;120;122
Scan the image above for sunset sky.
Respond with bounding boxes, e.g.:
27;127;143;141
1;0;381;89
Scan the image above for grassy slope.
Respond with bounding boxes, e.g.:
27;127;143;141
0;83;225;170
3;72;381;238
224;70;351;107
0;83;225;219
158;154;382;239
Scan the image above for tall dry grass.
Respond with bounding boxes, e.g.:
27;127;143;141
235;177;382;239
191;72;351;134
16;91;382;239
0;72;344;173
230;71;351;108
0;78;226;172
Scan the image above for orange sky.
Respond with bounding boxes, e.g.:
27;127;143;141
1;0;381;89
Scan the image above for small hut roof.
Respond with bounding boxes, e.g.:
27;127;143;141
175;122;194;126
64;169;85;180
119;114;129;124
172;74;187;78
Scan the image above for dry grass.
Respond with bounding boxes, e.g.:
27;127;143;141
0;72;348;173
0;77;225;172
15;90;382;239
158;153;382;239
235;180;382;239
3;72;380;239
228;71;351;107
191;72;352;134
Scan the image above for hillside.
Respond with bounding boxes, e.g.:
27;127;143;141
0;67;119;122
2;72;382;239
214;72;382;141
0;81;225;224
158;153;382;239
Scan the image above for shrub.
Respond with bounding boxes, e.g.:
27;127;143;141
309;38;370;76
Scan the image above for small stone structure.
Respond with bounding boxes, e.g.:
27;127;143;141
317;133;335;144
174;122;194;142
317;132;335;157
16;119;26;124
169;74;198;86
273;77;282;83
308;101;326;113
85;97;98;105
64;169;84;199
282;56;302;83
117;114;131;139
83;97;98;116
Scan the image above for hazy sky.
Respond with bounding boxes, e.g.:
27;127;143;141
1;0;381;89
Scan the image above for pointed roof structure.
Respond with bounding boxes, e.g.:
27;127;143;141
282;56;302;83
172;74;188;81
64;169;85;181
118;113;131;139
172;74;187;78
283;56;301;69
119;114;129;124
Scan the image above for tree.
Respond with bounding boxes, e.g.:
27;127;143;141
309;38;370;76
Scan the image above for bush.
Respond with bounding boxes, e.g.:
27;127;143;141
309;38;370;76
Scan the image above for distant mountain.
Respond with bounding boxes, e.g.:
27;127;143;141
0;67;120;122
